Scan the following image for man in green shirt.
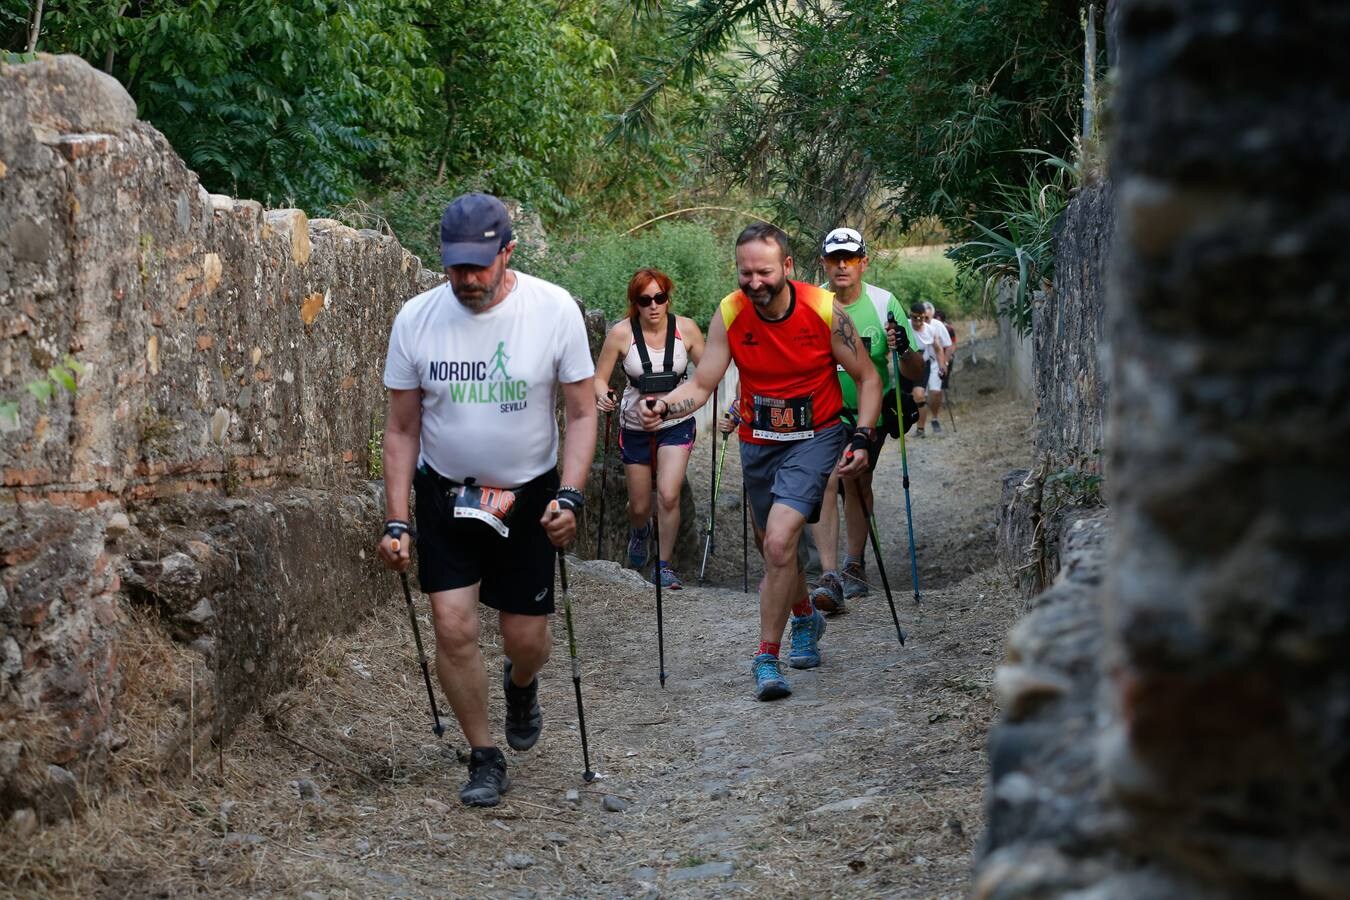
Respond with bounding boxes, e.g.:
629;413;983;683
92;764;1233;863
809;228;924;612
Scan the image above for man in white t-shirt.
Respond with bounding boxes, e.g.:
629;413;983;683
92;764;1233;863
922;301;952;433
376;193;597;808
908;301;949;437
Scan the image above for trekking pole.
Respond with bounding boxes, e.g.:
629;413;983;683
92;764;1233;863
945;379;958;433
548;512;596;783
595;391;616;560
390;535;446;738
709;385;718;558
840;470;906;647
887;312;923;605
645;399;667;688
699;401;741;583
742;482;749;594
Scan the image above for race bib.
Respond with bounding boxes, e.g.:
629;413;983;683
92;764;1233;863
751;394;815;441
452;483;517;538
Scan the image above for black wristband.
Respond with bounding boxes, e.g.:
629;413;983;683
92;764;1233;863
850;429;874;453
555;488;584;514
384;520;412;541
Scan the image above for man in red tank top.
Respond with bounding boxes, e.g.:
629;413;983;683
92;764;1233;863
639;224;881;701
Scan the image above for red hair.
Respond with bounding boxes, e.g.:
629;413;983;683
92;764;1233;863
625;268;675;320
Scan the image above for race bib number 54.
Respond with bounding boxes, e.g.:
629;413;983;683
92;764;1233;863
452;484;517;538
751;395;815;441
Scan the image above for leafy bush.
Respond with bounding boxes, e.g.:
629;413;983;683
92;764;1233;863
868;250;983;318
523;223;732;328
949;153;1077;335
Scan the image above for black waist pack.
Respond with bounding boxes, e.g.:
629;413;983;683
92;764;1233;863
629;314;683;395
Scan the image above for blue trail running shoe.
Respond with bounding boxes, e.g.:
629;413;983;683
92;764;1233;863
787;607;826;669
627;522;651;569
654;562;682;590
753;653;791;701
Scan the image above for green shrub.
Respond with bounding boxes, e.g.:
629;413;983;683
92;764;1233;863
523;223;733;329
867;250;983;318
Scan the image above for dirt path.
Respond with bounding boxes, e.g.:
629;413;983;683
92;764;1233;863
6;384;1031;899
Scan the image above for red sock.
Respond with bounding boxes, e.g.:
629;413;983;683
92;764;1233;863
792;597;813;617
758;641;781;658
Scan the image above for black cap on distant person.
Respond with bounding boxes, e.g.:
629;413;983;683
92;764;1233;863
440;192;513;268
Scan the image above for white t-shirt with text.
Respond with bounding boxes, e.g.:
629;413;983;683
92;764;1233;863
383;271;595;487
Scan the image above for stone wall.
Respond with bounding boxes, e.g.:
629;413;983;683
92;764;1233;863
997;180;1113;602
0;55;434;822
1034;179;1112;464
979;2;1350;895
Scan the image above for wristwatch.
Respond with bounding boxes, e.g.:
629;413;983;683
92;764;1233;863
555;486;585;514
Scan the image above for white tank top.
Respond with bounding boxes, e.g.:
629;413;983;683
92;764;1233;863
619;321;692;431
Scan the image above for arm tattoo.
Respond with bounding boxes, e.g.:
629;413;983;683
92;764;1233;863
833;305;859;357
664;398;697;418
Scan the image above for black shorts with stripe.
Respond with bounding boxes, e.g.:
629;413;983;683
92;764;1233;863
413;464;558;616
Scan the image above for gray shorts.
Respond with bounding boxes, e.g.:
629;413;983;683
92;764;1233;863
739;423;847;530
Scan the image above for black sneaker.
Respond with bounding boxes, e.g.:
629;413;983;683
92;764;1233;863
460;747;511;807
503;660;543;751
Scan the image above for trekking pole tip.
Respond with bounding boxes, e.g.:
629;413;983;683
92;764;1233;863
583;770;597;782
433;724;445;737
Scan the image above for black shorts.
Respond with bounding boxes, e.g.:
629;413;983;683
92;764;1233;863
413;464;558;615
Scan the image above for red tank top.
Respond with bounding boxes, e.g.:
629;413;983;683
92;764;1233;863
720;281;844;445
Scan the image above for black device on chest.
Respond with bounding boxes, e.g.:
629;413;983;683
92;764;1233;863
630;314;682;394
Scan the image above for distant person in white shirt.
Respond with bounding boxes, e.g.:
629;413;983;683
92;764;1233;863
921;301;952;434
377;193;597;808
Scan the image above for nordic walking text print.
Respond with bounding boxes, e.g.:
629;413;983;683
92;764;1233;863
427;341;528;412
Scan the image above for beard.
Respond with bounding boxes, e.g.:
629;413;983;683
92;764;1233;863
453;267;504;312
743;272;787;307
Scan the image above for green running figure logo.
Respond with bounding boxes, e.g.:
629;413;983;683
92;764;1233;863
488;341;511;380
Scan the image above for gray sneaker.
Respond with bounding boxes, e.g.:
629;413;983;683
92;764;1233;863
809;571;845;614
841;559;869;600
930;419;943;434
503;660;542;752
460;747;511;807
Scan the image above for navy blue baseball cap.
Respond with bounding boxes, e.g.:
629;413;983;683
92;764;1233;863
440;193;513;267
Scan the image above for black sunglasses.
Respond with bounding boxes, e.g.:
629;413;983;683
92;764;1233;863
637;291;670;307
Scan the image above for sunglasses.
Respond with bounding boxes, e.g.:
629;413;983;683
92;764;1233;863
637;291;670;307
825;255;863;268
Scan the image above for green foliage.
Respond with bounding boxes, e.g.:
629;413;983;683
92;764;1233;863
1;354;85;431
948;155;1076;335
1043;450;1104;512
367;420;384;479
5;0;440;210
867;251;982;317
525;223;732;328
633;0;1085;246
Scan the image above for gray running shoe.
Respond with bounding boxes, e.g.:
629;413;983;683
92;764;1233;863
842;559;869;600
809;571;845;614
460;747;511;807
503;660;542;751
930;419;943;434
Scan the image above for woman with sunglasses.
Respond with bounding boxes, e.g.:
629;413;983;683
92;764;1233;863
594;268;707;588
